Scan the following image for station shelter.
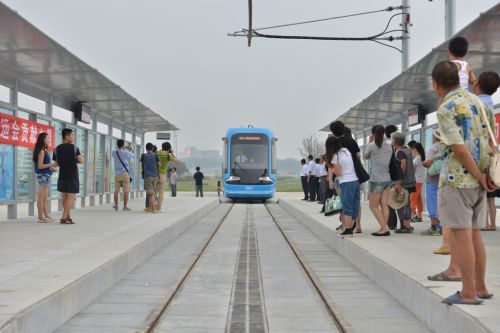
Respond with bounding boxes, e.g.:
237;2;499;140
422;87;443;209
0;3;178;219
322;3;500;201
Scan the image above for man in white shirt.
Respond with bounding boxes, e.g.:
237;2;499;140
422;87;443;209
307;155;317;201
300;159;309;200
314;158;322;202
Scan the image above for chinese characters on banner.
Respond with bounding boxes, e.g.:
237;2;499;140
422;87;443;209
0;114;55;150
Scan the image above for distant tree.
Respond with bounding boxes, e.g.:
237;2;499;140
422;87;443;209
168;160;189;176
298;134;324;158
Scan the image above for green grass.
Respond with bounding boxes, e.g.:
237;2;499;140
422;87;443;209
173;175;302;192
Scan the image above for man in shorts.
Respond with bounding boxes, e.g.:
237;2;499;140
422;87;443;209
53;128;84;224
142;143;161;213
112;139;135;211
433;61;495;305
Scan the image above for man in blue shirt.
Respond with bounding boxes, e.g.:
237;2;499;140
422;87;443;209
112;139;135;211
142;143;161;213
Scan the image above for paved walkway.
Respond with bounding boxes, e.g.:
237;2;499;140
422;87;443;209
280;194;500;333
0;196;219;333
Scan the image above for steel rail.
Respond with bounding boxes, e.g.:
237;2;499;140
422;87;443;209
141;203;235;333
263;202;352;333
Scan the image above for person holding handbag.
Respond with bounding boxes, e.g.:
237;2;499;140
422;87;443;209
112;139;135;211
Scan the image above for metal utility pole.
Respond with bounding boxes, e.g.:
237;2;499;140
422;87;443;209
401;0;410;71
445;0;456;38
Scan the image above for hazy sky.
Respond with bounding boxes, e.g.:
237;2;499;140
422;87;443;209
3;0;499;158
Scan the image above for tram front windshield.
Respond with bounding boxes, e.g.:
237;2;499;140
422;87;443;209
230;134;269;180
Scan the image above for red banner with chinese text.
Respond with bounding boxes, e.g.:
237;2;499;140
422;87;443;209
0;114;55;150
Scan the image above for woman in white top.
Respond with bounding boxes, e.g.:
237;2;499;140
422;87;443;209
410;142;426;222
325;136;359;237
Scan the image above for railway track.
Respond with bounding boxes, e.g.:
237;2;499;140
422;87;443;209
140;202;349;333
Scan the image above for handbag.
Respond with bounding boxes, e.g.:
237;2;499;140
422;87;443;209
115;150;133;182
389;152;403;181
427;158;443;177
324;195;342;216
352;153;370;184
477;97;500;187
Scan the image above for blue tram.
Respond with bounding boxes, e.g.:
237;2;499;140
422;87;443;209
222;127;277;199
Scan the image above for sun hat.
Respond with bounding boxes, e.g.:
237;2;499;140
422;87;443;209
432;129;441;140
388;187;409;210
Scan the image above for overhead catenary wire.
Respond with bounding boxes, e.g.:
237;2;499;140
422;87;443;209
249;5;407;32
228;4;410;52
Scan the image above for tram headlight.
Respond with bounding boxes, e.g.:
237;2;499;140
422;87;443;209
258;176;274;184
225;176;241;184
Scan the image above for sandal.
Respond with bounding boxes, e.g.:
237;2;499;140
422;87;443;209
60;218;75;225
427;272;461;282
354;228;362;234
433;246;451;255
442;292;483;305
37;218;51;223
477;292;494;300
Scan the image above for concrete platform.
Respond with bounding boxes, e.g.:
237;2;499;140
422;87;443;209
0;196;219;333
279;194;500;333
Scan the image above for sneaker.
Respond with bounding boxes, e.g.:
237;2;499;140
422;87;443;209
112;205;118;211
153;210;161;214
144;208;152;213
395;227;413;234
338;228;354;237
420;227;440;236
123;207;132;212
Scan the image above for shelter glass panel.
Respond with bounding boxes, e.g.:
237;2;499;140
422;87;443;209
110;138;117;191
75;128;85;196
15;111;33;200
51;121;63;199
52;106;73;123
86;133;96;194
137;146;143;190
104;138;111;192
424;127;436;154
0;85;10;103
112;128;121;139
95;135;104;193
96;122;108;135
18;93;45;115
128;144;136;192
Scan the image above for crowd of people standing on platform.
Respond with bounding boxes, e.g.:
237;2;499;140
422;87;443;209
31;126;210;222
299;36;499;305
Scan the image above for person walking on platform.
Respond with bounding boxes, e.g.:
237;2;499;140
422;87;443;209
364;125;392;236
392;132;416;234
474;71;500;231
156;142;176;211
299;159;309;200
52;128;83;224
430;61;494;305
306;155;317;201
112;139;135;211
142;143;161;213
33;133;57;222
170;168;178;197
194;166;204;197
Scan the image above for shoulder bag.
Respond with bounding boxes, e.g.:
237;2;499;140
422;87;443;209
351;151;370;184
115;150;133;182
324;195;342;216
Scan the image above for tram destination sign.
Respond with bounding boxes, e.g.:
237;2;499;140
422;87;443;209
0;114;55;150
